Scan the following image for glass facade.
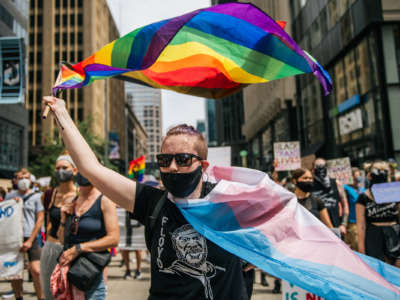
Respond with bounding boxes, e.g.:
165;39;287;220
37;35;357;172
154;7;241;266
292;0;400;164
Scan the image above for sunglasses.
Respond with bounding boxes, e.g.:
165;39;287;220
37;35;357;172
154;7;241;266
156;153;202;168
69;215;80;235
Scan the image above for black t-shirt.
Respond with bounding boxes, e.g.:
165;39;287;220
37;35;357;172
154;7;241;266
312;178;341;227
298;194;325;220
357;193;399;224
131;182;249;300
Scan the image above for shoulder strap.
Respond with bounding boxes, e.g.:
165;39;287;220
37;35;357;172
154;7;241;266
23;192;38;202
149;192;168;230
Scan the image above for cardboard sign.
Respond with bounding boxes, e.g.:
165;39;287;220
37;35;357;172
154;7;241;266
274;142;301;171
326;157;353;185
0;200;23;279
282;280;325;300
371;182;400;204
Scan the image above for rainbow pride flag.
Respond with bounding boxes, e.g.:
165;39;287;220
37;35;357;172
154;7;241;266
128;155;145;182
52;3;331;99
175;166;400;299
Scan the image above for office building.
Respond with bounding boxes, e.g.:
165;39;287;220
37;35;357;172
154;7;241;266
28;0;126;160
291;0;400;164
0;0;29;179
205;99;217;146
126;82;162;163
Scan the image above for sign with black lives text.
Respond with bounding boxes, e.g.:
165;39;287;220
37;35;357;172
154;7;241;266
0;200;23;279
282;281;325;300
371;182;400;204
274;141;301;171
326;157;353;185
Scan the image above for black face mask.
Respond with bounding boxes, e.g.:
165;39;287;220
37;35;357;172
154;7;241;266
370;169;388;186
314;165;327;178
296;181;314;193
75;172;91;187
160;166;202;198
56;169;74;182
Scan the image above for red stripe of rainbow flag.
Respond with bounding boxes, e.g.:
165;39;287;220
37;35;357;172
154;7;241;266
128;155;145;182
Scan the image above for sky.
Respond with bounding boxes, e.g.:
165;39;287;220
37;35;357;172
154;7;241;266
107;0;211;135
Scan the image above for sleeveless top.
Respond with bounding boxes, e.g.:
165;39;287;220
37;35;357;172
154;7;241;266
49;206;61;238
312;178;341;227
68;195;107;245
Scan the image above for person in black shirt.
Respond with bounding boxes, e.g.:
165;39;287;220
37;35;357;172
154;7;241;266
311;158;349;236
356;161;400;267
292;168;333;228
42;95;251;300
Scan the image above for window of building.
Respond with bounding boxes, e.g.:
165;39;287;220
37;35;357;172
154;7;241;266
38;14;43;27
63;0;68;9
37;33;42;44
70;51;75;62
55;14;60;26
77;50;83;61
38;0;43;9
54;51;59;64
30;0;35;9
77;32;83;43
62;14;68;26
70;14;75;25
29;15;34;26
356;38;372;95
77;0;83;8
55;32;60;44
62;32;67;45
70;32;75;43
29;33;34;45
36;54;42;65
29;52;34;64
78;13;83;26
56;0;60;8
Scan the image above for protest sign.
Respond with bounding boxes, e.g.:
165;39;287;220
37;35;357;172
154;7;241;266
282;280;325;300
371;182;400;204
0;200;23;279
274;142;301;171
326;157;353;185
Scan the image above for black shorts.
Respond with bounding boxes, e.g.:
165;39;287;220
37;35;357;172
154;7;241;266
365;224;400;262
24;237;41;262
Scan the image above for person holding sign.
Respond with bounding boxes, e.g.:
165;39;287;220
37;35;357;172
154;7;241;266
292;168;333;228
5;169;44;300
311;158;349;236
356;161;400;267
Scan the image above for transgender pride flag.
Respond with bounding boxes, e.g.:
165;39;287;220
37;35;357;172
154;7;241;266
175;166;400;300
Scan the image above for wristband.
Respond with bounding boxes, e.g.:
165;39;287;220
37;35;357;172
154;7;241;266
341;214;349;226
75;243;82;255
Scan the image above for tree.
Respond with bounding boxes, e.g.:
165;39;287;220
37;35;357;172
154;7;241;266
29;119;118;180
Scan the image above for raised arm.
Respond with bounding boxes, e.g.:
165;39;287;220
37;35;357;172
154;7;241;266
43;96;136;211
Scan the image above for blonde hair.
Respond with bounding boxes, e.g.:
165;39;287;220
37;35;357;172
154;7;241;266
369;161;389;172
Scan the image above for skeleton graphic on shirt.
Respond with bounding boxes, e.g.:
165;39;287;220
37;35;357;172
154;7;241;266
159;224;226;299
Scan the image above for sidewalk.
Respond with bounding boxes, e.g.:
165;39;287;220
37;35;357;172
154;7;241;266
0;256;281;300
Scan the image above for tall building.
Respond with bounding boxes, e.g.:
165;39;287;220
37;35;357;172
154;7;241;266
28;0;126;160
240;0;297;171
126;83;162;163
0;0;29;179
291;0;400;165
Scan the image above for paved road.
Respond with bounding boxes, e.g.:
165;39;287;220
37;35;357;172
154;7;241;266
0;255;281;300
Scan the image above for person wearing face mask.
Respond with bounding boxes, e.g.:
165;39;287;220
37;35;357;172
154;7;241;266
43;93;253;300
311;158;349;237
5;168;44;300
56;172;119;299
343;168;365;250
39;151;78;300
356;161;400;267
292;168;333;228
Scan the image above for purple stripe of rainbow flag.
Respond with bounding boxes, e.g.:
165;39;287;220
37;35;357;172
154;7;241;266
53;3;331;99
175;166;400;300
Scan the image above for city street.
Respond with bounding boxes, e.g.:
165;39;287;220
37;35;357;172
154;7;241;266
0;255;281;300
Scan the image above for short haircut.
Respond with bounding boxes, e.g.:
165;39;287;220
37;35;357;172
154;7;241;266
17;168;31;177
161;124;208;159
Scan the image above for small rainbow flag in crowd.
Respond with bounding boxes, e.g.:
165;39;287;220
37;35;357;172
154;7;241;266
128;155;145;182
52;3;331;99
